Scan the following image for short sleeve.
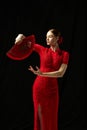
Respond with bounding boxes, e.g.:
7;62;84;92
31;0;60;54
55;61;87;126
62;51;69;64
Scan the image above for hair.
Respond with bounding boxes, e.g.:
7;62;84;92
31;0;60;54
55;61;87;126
48;29;63;44
48;29;61;37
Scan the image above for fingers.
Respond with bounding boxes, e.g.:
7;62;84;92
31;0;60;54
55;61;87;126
16;34;25;40
27;41;32;48
28;66;39;70
15;34;26;44
28;65;41;75
36;66;39;70
28;65;33;71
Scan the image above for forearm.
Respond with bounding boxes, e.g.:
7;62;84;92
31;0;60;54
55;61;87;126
39;70;62;78
39;64;68;78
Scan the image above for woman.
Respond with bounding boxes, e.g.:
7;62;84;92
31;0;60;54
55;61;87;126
7;29;69;130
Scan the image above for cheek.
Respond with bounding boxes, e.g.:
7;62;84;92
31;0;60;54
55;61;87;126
50;39;55;44
49;38;54;42
46;38;55;45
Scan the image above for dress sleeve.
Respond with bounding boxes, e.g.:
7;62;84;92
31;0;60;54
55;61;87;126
33;43;44;55
62;51;69;64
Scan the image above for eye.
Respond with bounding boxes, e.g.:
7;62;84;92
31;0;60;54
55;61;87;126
49;35;54;38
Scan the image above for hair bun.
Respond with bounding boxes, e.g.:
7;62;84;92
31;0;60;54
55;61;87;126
58;36;63;44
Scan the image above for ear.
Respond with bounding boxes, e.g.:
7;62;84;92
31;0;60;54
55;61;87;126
56;36;59;42
56;36;59;40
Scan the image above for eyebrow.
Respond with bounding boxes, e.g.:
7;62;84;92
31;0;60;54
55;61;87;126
46;34;54;37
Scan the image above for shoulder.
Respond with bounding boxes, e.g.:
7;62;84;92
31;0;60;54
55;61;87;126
61;49;70;56
61;50;70;62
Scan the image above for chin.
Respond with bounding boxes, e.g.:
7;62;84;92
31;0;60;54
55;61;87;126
47;43;50;45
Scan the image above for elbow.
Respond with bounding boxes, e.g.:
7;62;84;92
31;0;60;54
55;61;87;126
56;64;68;78
59;73;64;77
56;71;65;78
57;74;64;78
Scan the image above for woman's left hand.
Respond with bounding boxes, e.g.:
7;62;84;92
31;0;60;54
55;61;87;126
28;65;42;76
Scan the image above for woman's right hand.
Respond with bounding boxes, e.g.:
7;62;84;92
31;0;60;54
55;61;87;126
15;34;26;45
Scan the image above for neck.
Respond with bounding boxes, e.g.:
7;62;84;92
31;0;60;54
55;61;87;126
50;44;59;52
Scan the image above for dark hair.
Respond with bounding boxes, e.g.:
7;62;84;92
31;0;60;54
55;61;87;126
48;29;61;37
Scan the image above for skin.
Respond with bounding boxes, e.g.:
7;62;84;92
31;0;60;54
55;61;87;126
15;34;25;44
15;31;68;78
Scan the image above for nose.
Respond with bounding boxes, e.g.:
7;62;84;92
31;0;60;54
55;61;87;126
46;39;49;42
46;37;49;41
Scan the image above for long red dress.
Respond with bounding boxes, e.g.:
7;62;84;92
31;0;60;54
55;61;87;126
6;35;69;130
32;44;69;130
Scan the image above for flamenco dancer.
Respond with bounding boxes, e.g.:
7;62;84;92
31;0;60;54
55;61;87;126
6;28;69;130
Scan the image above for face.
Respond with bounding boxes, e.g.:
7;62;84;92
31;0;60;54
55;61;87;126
46;31;58;46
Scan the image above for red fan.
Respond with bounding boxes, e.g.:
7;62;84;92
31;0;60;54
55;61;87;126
6;35;35;60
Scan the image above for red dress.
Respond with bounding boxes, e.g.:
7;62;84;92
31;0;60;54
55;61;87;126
32;44;69;130
6;35;69;130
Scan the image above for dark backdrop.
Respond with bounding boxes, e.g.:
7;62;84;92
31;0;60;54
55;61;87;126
0;0;86;130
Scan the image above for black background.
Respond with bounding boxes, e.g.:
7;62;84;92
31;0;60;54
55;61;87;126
0;0;86;130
